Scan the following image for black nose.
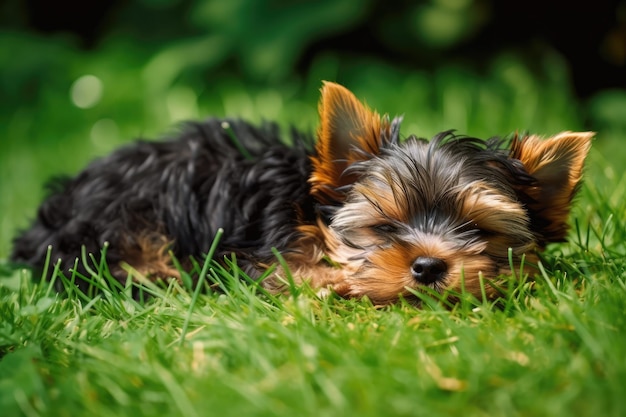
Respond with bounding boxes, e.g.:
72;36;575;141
411;257;448;284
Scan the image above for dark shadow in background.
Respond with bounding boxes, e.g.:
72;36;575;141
8;0;626;99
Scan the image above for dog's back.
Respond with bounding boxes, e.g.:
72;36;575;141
11;118;315;287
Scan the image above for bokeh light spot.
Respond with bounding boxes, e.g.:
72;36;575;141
70;75;103;109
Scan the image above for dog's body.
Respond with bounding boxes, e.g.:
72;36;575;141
12;82;592;304
12;119;316;289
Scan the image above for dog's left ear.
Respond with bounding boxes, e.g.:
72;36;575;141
511;131;593;244
310;81;397;204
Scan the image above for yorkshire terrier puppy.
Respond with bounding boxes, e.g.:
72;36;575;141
12;82;592;304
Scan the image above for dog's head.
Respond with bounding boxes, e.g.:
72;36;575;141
309;82;592;304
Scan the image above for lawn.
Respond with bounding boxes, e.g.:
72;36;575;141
1;32;626;417
1;195;625;417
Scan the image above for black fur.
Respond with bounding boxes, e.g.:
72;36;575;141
11;119;316;285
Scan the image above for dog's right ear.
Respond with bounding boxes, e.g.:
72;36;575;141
310;81;396;204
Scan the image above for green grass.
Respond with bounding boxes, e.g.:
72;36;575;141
3;164;626;415
2;33;626;416
1;169;625;416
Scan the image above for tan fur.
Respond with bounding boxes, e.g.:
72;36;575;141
511;131;593;242
309;81;392;204
263;221;354;296
118;232;180;281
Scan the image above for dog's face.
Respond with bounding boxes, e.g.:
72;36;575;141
308;82;592;304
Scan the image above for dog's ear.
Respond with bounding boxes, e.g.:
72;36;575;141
310;81;396;204
511;131;593;244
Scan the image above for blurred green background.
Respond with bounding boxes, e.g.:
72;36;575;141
1;0;625;258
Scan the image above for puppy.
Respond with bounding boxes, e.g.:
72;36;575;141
12;82;592;304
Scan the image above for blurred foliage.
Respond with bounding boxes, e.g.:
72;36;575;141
0;0;625;257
